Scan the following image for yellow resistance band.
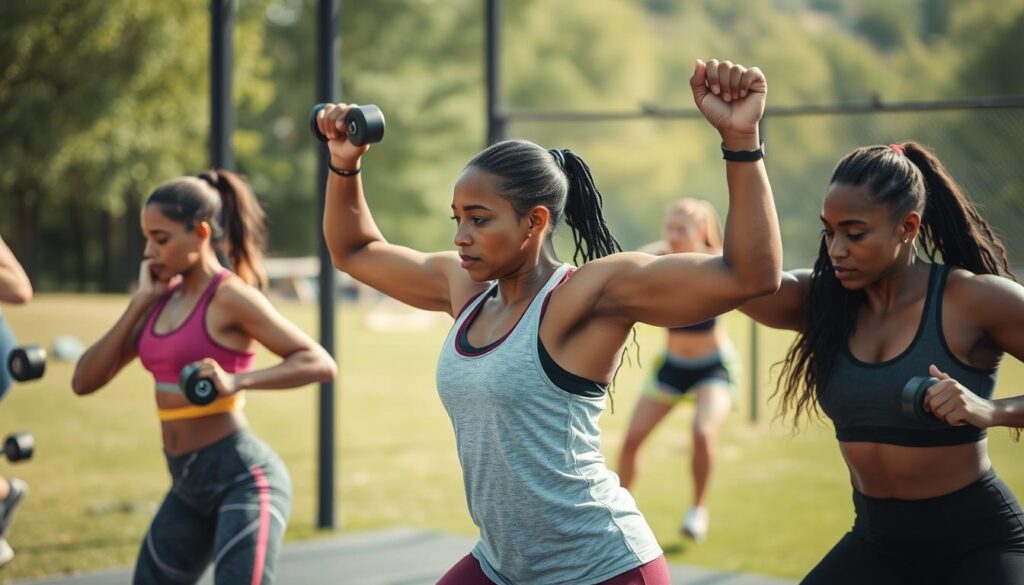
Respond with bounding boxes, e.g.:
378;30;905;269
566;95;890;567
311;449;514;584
158;392;246;422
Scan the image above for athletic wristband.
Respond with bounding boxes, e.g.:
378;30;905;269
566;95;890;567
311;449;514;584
721;140;765;162
328;160;361;177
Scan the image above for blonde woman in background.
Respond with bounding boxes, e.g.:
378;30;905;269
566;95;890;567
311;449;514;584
617;198;739;544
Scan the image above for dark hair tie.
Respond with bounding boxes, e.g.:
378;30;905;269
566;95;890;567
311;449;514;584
548;148;566;169
196;171;226;239
197;172;219;189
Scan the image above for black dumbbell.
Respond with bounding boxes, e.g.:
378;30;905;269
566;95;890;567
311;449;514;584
902;376;940;423
309;103;386;146
179;363;218;406
2;433;34;462
7;345;46;382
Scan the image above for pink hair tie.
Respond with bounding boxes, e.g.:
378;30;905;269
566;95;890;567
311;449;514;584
890;144;905;155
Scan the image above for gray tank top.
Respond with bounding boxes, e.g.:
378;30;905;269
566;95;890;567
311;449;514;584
436;264;662;585
820;263;997;447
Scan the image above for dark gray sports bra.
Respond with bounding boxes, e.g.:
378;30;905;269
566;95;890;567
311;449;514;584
819;264;997;447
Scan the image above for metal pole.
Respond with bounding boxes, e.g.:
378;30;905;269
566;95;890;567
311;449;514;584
315;0;339;530
210;0;234;169
495;95;1024;125
485;0;505;144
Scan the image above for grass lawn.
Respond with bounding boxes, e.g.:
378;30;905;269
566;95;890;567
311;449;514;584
0;294;1021;581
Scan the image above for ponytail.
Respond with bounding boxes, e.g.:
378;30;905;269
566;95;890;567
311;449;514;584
903;143;1019;442
466;139;621;266
901;143;1015;280
146;171;268;290
197;170;269;290
554;149;622;264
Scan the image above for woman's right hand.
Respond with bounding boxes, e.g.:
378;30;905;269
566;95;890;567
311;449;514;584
689;58;766;145
315;103;372;168
135;259;179;304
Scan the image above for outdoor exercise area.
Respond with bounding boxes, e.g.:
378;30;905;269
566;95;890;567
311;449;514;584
4;1;1024;583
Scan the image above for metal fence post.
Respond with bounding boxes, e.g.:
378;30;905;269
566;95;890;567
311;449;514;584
315;0;340;530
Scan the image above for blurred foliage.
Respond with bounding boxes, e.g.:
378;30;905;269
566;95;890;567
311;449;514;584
1;0;1022;290
0;0;271;290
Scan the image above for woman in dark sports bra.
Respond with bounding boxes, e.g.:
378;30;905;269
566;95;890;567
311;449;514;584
741;142;1024;584
617;198;739;544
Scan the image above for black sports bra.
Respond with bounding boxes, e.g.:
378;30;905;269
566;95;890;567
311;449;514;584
818;264;997;447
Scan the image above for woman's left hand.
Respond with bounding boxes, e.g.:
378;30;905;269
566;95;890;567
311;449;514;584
924;364;997;428
190;358;239;397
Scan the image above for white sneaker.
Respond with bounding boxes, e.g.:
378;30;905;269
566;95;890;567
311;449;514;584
681;506;709;543
0;537;13;567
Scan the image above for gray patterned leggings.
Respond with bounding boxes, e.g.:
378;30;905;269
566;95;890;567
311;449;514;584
133;429;291;585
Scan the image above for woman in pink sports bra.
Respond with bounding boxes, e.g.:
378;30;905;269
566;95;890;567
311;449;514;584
72;170;336;585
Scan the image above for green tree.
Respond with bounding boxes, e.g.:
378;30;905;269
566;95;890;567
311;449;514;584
0;0;271;291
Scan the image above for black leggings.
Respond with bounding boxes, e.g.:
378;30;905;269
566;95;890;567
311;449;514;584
802;469;1024;585
133;429;292;585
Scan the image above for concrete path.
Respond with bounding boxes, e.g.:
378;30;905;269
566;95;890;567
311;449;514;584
14;528;795;585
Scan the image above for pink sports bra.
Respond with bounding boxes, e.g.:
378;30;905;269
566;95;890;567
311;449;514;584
138;270;256;388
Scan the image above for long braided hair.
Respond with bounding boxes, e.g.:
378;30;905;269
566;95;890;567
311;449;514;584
776;142;1016;430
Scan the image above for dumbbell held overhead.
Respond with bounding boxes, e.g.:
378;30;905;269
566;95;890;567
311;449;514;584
309;103;386;146
7;344;46;382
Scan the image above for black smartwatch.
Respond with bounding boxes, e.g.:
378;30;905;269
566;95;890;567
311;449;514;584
721;140;765;162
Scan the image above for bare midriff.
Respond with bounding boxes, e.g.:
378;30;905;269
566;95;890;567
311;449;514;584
157;392;247;456
840;440;989;499
665;324;729;359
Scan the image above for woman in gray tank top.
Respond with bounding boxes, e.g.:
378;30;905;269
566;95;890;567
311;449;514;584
317;58;782;585
741;143;1024;584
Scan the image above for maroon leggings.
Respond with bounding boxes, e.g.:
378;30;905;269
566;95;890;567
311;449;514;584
437;554;671;585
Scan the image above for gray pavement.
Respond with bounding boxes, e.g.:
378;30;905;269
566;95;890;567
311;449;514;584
13;528;795;585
